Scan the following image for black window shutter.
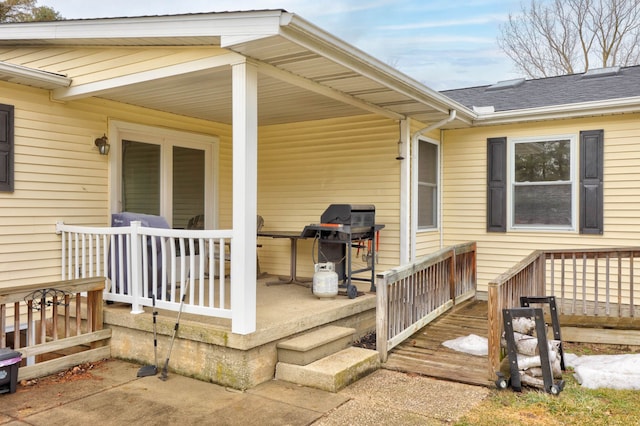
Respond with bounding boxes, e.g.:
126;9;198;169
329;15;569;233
0;104;14;192
580;129;604;234
487;137;507;232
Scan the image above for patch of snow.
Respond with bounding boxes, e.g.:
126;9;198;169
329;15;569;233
441;335;640;390
442;334;488;356
564;353;640;390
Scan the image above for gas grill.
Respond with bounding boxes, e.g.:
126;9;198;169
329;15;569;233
301;204;384;298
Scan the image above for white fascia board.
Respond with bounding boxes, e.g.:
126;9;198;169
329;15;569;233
0;11;284;43
277;14;476;125
0;61;71;88
473;97;640;126
53;52;245;101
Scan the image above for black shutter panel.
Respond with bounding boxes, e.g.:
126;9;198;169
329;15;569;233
0;104;14;192
580;130;604;234
487;137;507;232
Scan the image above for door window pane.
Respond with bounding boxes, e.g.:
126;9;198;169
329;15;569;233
122;140;160;215
173;146;205;229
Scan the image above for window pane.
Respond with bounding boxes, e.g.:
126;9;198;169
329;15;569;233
419;141;437;183
418;184;436;228
514;140;570;182
514;184;572;225
122;140;160;215
418;140;438;229
173;146;205;229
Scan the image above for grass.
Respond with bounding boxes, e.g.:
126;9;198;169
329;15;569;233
455;343;640;426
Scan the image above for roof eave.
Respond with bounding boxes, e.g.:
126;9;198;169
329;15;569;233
276;14;476;125
0;11;477;126
472;97;640;126
0;11;286;44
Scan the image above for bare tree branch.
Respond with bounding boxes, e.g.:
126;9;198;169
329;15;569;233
498;0;640;78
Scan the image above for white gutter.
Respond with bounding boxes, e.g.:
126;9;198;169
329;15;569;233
408;109;457;262
0;61;71;89
473;96;640;126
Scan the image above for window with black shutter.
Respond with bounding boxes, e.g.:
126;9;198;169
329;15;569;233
486;130;603;234
0;104;14;192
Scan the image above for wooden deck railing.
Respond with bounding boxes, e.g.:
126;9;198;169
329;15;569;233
376;242;477;361
487;247;640;379
0;277;110;381
487;250;546;379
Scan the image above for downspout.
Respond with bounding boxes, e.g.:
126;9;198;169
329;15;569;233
409;109;457;262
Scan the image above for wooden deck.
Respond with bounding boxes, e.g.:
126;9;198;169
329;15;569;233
383;300;494;387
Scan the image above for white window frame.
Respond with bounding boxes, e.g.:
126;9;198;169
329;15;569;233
108;120;219;228
413;136;440;232
507;134;578;232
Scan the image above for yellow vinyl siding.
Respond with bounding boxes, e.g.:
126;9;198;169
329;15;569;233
0;80;230;288
256;114;401;281
442;113;640;292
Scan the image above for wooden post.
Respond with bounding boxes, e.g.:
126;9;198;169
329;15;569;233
449;248;456;304
13;302;20;348
93;287;104;331
0;303;5;347
487;283;501;380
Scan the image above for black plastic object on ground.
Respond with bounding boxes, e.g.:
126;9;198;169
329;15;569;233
0;348;22;394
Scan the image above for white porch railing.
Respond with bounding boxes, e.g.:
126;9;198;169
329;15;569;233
55;222;233;320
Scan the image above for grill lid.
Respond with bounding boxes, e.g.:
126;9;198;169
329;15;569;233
320;204;375;226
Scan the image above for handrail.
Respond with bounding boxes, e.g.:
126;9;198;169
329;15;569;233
486;246;640;380
376;242;477;362
487;250;545;380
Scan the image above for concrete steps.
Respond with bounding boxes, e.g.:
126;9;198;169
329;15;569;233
275;325;380;392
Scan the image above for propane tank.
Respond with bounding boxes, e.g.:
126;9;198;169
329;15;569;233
313;262;339;298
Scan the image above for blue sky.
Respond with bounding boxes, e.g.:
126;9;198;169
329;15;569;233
42;0;524;90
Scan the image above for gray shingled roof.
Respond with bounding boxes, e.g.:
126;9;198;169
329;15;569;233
441;65;640;112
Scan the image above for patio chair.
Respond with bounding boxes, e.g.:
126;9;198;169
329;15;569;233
181;214;265;279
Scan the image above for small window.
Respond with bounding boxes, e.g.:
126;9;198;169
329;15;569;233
510;136;576;229
418;139;438;229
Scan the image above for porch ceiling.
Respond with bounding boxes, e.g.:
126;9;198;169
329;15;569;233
99;40;472;127
95;66;372;126
0;11;475;128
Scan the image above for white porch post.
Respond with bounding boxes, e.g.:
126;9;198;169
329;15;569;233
399;119;411;264
230;60;258;334
129;221;144;314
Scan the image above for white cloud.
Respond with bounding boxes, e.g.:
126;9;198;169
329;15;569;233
379;14;509;31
